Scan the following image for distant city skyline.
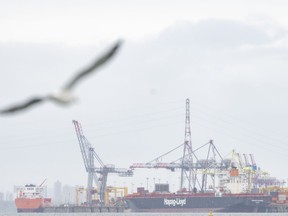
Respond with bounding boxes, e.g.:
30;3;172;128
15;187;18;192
0;191;13;202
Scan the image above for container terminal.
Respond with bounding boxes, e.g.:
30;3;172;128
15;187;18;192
14;99;288;213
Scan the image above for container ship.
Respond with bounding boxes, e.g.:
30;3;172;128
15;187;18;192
125;144;288;213
125;185;272;212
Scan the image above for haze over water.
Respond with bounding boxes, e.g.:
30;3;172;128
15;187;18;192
0;213;287;216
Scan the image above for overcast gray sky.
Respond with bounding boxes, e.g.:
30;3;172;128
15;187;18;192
1;0;288;194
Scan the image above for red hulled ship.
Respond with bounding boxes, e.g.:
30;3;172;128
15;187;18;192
14;181;51;212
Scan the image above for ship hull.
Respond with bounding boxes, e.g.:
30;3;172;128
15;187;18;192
125;194;272;212
15;198;51;213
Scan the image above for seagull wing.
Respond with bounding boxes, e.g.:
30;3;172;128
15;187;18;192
0;40;122;115
0;97;46;114
63;40;123;91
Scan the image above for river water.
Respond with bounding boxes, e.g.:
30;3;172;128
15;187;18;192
0;213;288;216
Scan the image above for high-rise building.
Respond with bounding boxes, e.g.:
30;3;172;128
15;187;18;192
0;192;4;201
5;191;13;201
62;185;75;204
53;181;62;206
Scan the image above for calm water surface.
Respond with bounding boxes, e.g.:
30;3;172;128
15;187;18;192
0;213;288;216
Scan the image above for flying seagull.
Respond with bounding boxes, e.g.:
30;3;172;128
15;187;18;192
0;40;122;115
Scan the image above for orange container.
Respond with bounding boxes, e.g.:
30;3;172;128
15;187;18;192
229;169;239;177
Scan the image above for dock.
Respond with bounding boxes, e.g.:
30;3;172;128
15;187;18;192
43;206;125;213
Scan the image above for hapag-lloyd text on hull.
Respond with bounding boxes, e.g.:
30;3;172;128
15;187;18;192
164;198;186;207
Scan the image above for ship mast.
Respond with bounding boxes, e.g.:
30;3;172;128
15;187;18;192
180;98;196;192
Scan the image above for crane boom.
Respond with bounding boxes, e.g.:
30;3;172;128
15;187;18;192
237;153;244;169
72;120;90;171
249;154;256;166
243;154;251;167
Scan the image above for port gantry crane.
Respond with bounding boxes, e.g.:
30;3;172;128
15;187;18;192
130;98;229;193
72;120;133;206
